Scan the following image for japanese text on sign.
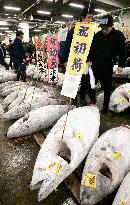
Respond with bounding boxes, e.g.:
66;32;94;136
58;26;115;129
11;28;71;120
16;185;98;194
47;35;58;82
34;35;45;77
66;22;95;75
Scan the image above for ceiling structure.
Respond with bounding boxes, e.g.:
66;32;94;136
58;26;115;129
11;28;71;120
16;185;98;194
0;0;129;35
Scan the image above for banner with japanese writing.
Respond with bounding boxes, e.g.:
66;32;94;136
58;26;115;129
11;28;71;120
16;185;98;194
47;34;58;83
34;35;48;80
61;22;95;98
66;22;95;75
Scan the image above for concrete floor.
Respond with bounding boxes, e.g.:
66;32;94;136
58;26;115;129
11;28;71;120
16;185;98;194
0;82;130;205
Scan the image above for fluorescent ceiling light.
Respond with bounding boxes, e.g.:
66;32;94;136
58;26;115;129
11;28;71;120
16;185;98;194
7;17;11;19
38;25;46;28
5;30;13;33
34;29;41;32
5;13;9;16
46;0;53;1
37;10;51;15
94;9;107;13
62;14;73;18
4;6;21;11
69;3;84;9
55;21;65;24
0;21;8;25
0;27;9;30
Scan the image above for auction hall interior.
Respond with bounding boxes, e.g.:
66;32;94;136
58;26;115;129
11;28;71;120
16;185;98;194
0;0;130;205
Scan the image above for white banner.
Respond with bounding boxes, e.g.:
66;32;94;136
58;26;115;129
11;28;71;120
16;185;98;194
61;74;82;99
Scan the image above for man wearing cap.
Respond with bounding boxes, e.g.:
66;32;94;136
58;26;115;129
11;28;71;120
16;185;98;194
63;6;96;106
87;14;126;113
11;30;26;82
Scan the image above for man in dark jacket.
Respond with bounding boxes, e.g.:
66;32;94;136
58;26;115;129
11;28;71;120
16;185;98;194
11;30;26;81
63;7;96;106
87;15;126;112
0;43;9;70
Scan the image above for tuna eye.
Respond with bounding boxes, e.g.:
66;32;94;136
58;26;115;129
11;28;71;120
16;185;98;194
99;163;112;181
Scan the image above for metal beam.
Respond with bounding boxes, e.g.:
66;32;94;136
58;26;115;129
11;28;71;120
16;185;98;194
19;0;42;16
95;0;124;8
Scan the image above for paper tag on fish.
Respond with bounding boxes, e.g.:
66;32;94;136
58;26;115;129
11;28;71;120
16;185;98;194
82;173;97;188
120;202;127;205
118;97;125;104
114;151;121;160
48;161;63;176
76;132;84;141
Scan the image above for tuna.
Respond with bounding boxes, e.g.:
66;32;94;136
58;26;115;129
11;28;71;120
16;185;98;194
0;70;17;83
112;172;130;205
61;198;78;205
114;67;130;77
30;106;100;201
7;88;54;110
2;91;18;108
2;98;64;121
109;83;130;113
80;125;130;205
0;82;31;97
0;81;17;91
7;105;71;138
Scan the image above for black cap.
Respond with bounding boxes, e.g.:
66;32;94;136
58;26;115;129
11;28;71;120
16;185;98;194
99;15;113;28
16;30;24;37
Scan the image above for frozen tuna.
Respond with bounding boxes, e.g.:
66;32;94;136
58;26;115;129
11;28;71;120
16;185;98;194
80;125;130;205
30;106;100;201
2;98;64;121
7;105;71;138
0;82;31;97
0;81;17;91
0;70;17;83
112;172;130;205
114;67;130;77
109;83;130;113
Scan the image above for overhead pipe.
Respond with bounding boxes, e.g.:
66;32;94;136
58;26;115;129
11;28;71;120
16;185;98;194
19;0;42;16
94;7;130;18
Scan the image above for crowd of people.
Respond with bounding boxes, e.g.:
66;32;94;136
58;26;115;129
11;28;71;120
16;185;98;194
0;31;36;82
0;6;130;114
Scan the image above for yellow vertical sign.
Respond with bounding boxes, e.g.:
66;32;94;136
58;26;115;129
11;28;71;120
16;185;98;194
66;22;95;75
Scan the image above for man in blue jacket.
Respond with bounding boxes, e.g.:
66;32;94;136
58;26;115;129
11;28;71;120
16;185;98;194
12;31;26;81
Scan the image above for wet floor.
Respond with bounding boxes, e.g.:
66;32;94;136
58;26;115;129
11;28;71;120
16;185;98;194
0;81;130;205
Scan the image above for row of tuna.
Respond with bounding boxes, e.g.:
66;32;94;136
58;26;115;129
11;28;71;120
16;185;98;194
30;107;129;204
0;81;66;121
5;103;130;204
1;81;129;122
0;65;17;83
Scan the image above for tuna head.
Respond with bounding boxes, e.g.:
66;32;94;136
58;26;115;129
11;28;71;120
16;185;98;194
80;161;115;205
30;154;70;201
109;94;130;113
